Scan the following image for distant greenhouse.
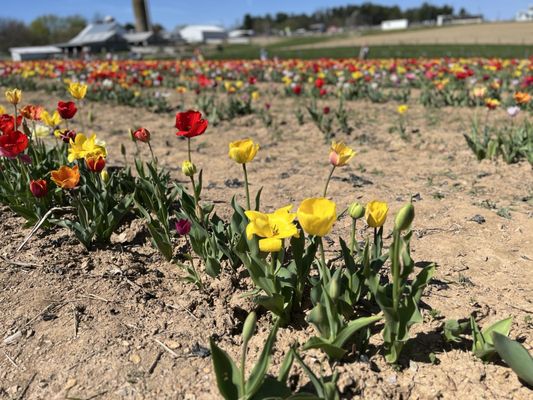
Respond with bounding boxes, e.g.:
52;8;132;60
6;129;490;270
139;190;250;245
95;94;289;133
178;25;227;44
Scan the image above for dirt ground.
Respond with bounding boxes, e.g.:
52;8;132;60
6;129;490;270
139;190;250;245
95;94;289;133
1;88;532;399
263;22;533;49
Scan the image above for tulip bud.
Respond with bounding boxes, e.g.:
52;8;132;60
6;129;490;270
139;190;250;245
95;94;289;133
132;127;151;143
394;203;415;232
86;155;106;172
348;202;365;219
242;312;256;345
328;277;340;302
175;219;191;236
100;169;110;183
29;179;48;198
181;160;197;177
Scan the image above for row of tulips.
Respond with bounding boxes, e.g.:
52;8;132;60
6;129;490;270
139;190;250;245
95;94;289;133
1;85;531;398
1;58;531;112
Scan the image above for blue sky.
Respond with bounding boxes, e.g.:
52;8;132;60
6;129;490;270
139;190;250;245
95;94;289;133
3;0;531;28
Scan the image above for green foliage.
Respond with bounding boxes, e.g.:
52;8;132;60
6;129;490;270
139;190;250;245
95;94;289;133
134;159;178;261
492;332;533;386
55;170;133;249
470;316;513;361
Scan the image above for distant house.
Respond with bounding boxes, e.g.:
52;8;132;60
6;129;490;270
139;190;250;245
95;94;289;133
381;19;409;31
516;5;533;21
178;25;227;44
436;14;483;26
58;16;129;54
9;46;62;61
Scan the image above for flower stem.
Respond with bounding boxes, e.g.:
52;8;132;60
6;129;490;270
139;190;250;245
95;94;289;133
242;163;251;210
147;141;156;165
190;174;204;222
187;137;191;162
350;219;356;255
391;229;401;311
322;165;335;197
318;237;328;283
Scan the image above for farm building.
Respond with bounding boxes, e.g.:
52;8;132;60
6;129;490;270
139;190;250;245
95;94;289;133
9;46;62;61
381;19;409;31
178;25;227;44
228;29;254;44
58;16;129;54
515;5;533;21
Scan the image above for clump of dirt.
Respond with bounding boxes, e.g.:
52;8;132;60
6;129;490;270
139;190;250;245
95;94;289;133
0;89;532;399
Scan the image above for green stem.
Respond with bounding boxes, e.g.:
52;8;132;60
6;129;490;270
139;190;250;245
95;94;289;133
318;237;328;283
147;141;157;165
187;137;192;162
240;341;247;398
190;175;204;222
242;163;251;210
350;219;356;256
391;229;401;311
322;165;335;197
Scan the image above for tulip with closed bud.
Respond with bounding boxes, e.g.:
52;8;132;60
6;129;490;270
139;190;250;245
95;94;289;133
181;160;197;177
394;203;415;232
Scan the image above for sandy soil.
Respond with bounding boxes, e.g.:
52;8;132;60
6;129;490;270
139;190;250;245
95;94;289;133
0;88;532;399
273;22;533;49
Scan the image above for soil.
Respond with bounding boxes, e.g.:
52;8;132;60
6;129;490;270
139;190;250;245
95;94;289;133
0;88;532;400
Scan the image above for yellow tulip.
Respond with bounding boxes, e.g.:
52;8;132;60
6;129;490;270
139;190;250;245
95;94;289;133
245;205;298;252
41;110;62;128
68;133;107;163
297;198;336;237
397;105;408;115
67;82;88;100
329;141;355;167
5;88;22;105
0;105;5;115
229;139;259;164
365;200;389;228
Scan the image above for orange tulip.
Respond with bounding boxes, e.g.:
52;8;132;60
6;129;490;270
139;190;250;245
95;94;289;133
51;165;80;189
514;92;531;105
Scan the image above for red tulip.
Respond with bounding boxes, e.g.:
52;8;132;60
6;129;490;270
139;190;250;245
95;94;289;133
175;219;191;236
323;106;330;115
0;130;29;158
57;101;77;119
175;110;208;138
292;85;302;95
30;179;48;198
315;78;325;89
0;114;23;134
85;155;106;172
132;127;150;142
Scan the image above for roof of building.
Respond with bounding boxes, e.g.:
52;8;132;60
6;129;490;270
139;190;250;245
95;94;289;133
68;20;125;45
179;24;226;33
9;46;62;54
123;31;154;43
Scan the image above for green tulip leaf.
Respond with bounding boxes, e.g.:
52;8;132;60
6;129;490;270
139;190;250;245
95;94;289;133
209;338;242;400
492;332;533;386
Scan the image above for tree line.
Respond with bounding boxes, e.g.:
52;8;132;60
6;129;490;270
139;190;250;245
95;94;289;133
0;15;86;54
242;2;475;33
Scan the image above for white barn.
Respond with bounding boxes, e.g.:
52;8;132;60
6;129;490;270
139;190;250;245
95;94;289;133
178;25;227;44
9;46;62;61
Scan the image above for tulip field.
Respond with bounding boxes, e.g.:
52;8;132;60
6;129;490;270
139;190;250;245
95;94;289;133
0;58;532;399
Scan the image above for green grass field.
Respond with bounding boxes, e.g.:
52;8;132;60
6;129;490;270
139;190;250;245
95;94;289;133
207;43;533;60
